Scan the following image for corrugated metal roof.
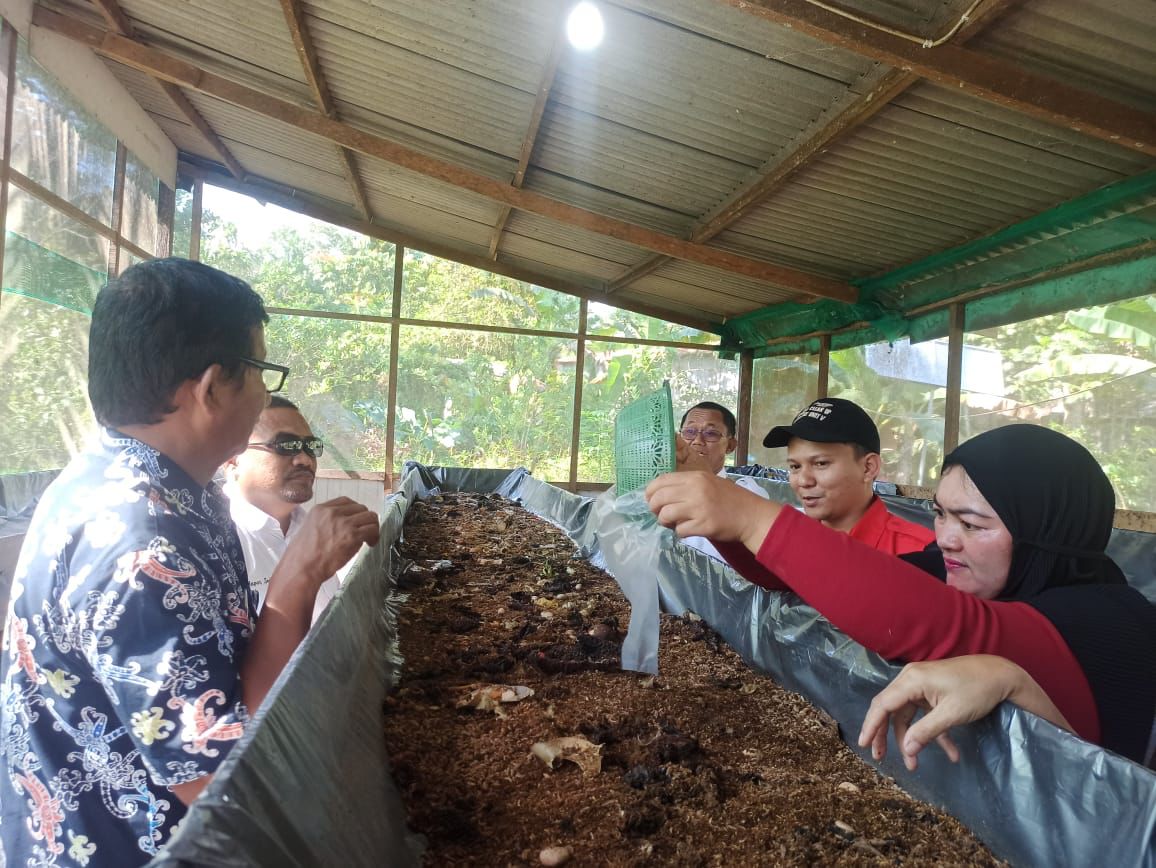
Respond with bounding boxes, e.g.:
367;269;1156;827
188;94;348;177
640;260;803;306
607;0;881;84
531;103;746;217
521;168;692;236
717;77;1152;279
318;0;558;94
101;60;183;122
497;235;626;283
307;11;538;160
551;3;863;168
356;160;504;227
212;142;354;208
365;188;495;254
32;0;1156;342
971;0;1156;112
106;0;309;96
502;211;644;266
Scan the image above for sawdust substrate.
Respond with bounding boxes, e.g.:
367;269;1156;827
383;492;1003;867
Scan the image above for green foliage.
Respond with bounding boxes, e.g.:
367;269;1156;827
189;206;735;481
961;302;1156;509
828;343;946;487
1066;297;1156;351
0;293;92;473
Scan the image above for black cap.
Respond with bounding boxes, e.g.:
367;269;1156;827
762;398;881;453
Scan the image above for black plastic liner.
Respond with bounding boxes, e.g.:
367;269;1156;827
152;465;1156;867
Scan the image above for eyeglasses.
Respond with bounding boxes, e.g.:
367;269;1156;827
246;437;325;459
238;356;289;393
680;427;725;443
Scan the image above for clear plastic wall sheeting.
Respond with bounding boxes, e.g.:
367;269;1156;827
150;495;420;867
404;465;1156;868
0;469;59;519
1110;528;1156;604
150;464;1156;867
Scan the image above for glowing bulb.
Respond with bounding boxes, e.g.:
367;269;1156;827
566;2;604;51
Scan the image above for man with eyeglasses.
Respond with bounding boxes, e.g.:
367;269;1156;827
224;396;344;623
675;402;769;561
1;259;379;865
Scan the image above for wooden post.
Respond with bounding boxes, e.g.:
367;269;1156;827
736;349;753;466
189;178;203;260
817;334;831;398
0;21;18;315
107;141;126;275
567;298;588;492
155;181;174;257
383;245;403;491
944;303;965;453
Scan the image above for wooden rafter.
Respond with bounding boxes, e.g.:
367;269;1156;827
488;33;564;260
89;0;245;181
36;8;858;304
718;0;1156;156
605;0;1017;294
278;0;371;220
177;159;725;334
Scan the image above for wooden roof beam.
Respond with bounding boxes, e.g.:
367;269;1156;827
488;34;564;260
35;7;858;304
278;0;371;220
90;0;246;181
605;0;1019;295
177;159;724;334
717;0;1156;156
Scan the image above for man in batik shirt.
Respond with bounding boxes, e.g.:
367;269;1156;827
1;259;379;867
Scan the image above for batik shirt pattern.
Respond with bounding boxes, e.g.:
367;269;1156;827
1;429;254;867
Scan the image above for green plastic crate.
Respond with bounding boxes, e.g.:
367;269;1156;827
614;382;676;493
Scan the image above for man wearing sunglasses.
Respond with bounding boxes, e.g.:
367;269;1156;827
675;402;769;561
224;396;342;623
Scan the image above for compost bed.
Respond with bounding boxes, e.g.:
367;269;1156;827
384;492;1002;866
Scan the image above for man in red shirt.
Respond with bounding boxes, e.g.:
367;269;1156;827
764;397;933;556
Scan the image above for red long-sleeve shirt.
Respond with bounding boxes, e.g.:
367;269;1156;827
714;507;1100;744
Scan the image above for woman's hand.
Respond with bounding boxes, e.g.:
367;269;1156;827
857;655;1072;771
645;471;779;552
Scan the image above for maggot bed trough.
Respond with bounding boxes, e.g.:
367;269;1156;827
151;464;1156;868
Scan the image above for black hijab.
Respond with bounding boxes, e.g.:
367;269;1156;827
942;423;1125;600
904;424;1156;763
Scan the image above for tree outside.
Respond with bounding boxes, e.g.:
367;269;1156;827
195;204;731;481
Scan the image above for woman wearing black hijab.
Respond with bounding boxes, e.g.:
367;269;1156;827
646;424;1156;763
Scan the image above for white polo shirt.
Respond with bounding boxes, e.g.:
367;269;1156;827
224;484;339;625
681;470;771;562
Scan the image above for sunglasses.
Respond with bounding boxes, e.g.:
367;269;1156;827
680;427;725;444
246;437;325;459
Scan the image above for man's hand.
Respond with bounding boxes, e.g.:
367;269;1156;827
284;497;380;587
244;498;380;715
857;655;1072;771
645;471;779;551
